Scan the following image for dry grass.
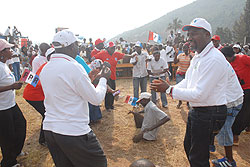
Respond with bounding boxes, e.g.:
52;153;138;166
1;79;250;167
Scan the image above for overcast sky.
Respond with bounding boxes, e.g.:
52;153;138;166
1;0;195;43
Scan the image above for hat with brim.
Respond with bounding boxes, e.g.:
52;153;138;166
53;30;78;49
136;92;151;103
211;35;221;41
182;18;212;35
0;39;14;52
233;44;241;49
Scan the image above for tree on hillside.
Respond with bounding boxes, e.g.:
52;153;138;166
167;18;183;33
215;27;233;44
233;0;250;43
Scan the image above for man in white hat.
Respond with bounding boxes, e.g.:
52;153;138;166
130;41;149;98
151;18;229;167
132;92;170;143
40;30;111;167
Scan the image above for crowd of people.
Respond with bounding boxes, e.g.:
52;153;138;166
0;17;250;167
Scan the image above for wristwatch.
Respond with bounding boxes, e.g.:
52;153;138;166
166;86;173;94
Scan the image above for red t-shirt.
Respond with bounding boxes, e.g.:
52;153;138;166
23;63;46;101
230;54;250;90
91;49;100;57
94;50;124;80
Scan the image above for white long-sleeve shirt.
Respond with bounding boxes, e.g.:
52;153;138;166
172;42;228;107
40;53;107;136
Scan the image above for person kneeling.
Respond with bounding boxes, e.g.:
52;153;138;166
132;92;170;143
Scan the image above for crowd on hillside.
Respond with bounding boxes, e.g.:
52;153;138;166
0;17;250;167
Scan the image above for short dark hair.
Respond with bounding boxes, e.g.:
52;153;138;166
221;46;234;57
130;159;155;167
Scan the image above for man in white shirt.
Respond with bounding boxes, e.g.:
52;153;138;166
11;44;21;81
130;41;148;98
32;43;50;73
40;30;111;167
159;44;167;62
151;18;228;167
167;30;175;44
165;41;175;80
4;26;11;37
147;49;168;108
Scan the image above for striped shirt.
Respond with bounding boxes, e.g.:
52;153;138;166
176;53;192;74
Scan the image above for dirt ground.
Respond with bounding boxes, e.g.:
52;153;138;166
1;79;250;167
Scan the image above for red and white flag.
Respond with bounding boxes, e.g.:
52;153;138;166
148;31;162;43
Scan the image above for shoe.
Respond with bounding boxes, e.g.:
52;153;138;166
212;157;237;167
12;164;21;167
18;151;28;157
162;105;168;108
106;109;112;112
209;145;216;152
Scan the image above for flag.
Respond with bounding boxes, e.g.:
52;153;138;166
148;31;162;43
20;69;39;87
124;95;138;106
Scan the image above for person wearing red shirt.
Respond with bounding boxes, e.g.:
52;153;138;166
222;46;250;145
211;35;223;50
93;42;125;111
23;47;54;146
91;38;104;57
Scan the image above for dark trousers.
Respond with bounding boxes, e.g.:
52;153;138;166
26;100;46;144
105;79;116;110
232;89;250;135
184;105;227;167
0;104;26;167
168;62;173;80
44;130;107;167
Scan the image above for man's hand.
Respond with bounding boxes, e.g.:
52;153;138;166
11;81;23;90
88;69;100;82
133;132;143;143
100;66;111;80
150;78;169;92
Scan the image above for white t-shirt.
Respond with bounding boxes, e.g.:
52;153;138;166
130;51;148;78
147;57;168;77
160;49;167;62
32;55;47;73
165;46;175;63
12;48;20;63
6;59;14;65
0;62;16;110
142;101;168;140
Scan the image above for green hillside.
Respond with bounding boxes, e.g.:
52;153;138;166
110;0;246;43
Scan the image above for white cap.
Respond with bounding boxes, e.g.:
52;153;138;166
182;18;212;35
233;44;241;49
45;48;55;58
135;41;142;48
136;92;151;103
53;30;78;48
